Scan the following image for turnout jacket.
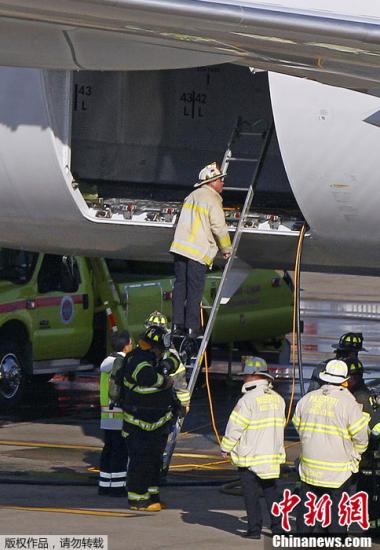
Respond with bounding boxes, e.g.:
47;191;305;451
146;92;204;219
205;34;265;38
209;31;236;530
113;347;177;437
221;379;286;479
293;385;370;488
166;348;190;407
170;185;232;266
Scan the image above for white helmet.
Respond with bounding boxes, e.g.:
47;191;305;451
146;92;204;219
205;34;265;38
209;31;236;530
194;162;226;188
319;359;349;385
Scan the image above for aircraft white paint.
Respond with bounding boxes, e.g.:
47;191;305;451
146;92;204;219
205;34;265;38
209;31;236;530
0;0;379;273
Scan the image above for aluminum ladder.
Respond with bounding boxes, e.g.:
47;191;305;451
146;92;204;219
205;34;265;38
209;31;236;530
162;117;274;473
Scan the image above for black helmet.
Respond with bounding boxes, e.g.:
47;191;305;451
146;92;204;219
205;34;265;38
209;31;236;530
141;326;169;350
332;332;367;352
144;311;168;331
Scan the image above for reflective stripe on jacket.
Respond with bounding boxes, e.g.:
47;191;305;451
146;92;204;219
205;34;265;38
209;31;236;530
221;379;286;479
100;353;124;430
293;385;370;488
166;348;190;406
120;347;176;436
170;185;232;266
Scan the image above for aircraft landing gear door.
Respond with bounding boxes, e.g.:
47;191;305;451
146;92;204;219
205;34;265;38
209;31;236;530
124;282;163;335
34;255;93;360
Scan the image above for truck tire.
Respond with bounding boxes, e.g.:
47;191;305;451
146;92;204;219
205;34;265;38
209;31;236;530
0;341;27;409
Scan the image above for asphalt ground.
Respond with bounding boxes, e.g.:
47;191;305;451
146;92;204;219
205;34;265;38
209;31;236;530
0;271;380;548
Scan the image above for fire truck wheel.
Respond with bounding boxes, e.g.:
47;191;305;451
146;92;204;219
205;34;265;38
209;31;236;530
0;341;26;409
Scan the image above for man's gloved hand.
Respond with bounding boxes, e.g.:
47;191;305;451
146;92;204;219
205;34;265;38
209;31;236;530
159;358;177;376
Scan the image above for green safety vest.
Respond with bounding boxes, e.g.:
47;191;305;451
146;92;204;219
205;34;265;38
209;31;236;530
100;354;124;430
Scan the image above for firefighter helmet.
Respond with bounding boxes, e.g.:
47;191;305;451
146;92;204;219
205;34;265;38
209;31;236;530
141;326;168;350
332;332;367;352
145;311;168;330
319;359;349;385
194;162;226;188
237;356;273;380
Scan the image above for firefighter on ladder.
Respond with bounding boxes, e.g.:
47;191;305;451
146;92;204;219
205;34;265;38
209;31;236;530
98;330;133;496
145;310;190;415
293;359;370;537
110;325;180;511
170;162;232;339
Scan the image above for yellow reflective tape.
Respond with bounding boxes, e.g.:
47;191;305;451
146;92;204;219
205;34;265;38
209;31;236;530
132;362;151;382
123;380;161;394
171;365;186;375
182;202;209;216
233;454;285;466
301;458;352;472
171;241;212;265
128;491;150;501
372;423;380;435
188;213;201;243
124;411;173;431
177;392;191;403
296;422;350;438
354;444;368;452
231;410;250;426
300;474;342;488
348;413;370;436
247;420;285;430
249;416;285;426
154;373;164;387
221;436;235;450
218;234;231;248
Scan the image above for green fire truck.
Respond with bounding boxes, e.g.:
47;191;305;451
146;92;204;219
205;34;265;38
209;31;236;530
0;248;293;408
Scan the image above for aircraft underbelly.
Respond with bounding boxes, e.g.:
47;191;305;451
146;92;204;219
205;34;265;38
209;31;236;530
0;66;379;274
269;72;380;270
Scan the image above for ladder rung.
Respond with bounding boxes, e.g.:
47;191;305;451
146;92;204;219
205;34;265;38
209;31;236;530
229;157;259;162
223;187;250;192
239;131;263;137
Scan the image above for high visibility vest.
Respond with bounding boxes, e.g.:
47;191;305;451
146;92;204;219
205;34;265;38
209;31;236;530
100;354;123;430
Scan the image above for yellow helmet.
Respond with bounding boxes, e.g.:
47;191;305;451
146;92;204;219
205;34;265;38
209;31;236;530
145;311;168;330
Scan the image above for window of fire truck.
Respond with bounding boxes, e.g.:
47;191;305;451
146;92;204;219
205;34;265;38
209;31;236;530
0;248;38;284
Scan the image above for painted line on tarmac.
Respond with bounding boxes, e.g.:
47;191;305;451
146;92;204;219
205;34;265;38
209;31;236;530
0;440;101;451
0;440;219;460
0;506;135;517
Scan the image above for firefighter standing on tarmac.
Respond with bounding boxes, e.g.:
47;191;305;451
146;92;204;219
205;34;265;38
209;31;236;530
308;333;372;411
98;330;133;496
293;359;370;536
111;325;180;511
221;357;286;540
356;397;380;534
145;311;190;414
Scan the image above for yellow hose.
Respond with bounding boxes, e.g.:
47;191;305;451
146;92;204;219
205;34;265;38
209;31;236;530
286;224;306;426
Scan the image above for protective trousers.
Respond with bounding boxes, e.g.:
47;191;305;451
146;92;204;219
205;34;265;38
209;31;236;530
239;468;282;535
172;254;207;331
127;430;168;506
296;479;351;536
99;429;128;495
